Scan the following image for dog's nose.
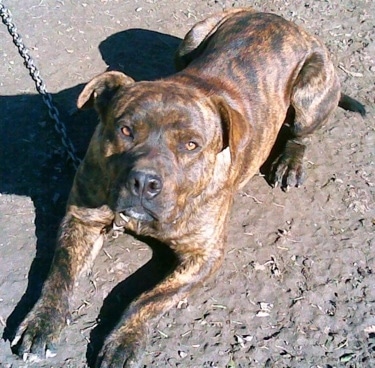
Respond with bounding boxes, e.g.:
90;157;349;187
127;171;163;200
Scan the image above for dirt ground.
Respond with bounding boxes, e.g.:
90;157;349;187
0;0;374;367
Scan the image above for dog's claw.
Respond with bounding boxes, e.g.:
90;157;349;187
23;353;40;363
11;334;22;348
11;303;67;362
46;348;57;359
95;327;146;368
269;139;306;190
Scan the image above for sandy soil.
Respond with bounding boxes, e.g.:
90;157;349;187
0;0;374;367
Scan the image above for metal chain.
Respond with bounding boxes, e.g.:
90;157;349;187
0;1;81;170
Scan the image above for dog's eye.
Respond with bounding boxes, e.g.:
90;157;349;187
121;126;133;138
185;141;198;151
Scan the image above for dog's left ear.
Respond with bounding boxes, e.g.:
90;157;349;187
77;71;135;116
212;96;251;164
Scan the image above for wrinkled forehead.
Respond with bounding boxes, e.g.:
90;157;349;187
112;82;219;133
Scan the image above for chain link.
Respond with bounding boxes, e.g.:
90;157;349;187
0;1;81;170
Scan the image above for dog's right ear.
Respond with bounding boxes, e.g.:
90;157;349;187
77;71;135;115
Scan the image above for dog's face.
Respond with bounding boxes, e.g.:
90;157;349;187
78;72;249;226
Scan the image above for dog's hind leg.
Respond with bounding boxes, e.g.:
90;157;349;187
175;8;253;70
269;51;342;190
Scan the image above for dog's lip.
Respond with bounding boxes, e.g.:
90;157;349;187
120;207;157;222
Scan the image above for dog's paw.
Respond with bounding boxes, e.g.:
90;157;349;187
96;332;146;368
269;139;306;190
11;306;68;362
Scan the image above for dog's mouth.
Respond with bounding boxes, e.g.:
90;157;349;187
116;206;158;223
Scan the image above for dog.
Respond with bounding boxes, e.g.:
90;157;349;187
11;8;365;367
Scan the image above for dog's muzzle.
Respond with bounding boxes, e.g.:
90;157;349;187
127;171;163;200
115;170;163;223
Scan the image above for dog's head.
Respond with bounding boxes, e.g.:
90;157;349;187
77;71;250;226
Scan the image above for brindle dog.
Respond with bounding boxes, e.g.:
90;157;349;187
12;8;365;368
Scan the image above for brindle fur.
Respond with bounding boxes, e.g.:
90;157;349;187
12;8;365;368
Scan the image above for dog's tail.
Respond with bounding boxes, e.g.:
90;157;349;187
339;93;366;116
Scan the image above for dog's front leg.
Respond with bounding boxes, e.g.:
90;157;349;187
12;205;113;362
96;240;224;368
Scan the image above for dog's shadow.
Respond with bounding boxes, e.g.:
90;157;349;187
1;28;180;363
